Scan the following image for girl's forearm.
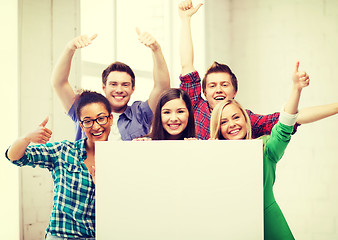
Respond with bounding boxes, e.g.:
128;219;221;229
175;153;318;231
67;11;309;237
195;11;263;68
297;102;338;124
7;136;31;161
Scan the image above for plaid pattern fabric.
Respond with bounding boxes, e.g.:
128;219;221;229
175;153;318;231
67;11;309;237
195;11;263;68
8;139;95;238
179;71;298;140
68;99;153;141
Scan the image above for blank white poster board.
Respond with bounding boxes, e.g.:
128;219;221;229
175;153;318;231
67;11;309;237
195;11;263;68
96;140;263;240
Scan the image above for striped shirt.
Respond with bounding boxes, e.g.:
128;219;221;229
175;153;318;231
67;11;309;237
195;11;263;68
180;71;298;140
7;139;95;238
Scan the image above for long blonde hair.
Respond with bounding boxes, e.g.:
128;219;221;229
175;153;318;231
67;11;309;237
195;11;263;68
210;99;252;140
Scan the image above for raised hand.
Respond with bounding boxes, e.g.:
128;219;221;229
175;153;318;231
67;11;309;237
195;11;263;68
136;28;160;52
284;61;310;115
27;116;53;144
67;34;98;51
292;61;310;90
178;0;203;19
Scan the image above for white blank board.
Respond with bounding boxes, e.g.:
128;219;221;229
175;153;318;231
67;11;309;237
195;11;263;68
96;140;263;240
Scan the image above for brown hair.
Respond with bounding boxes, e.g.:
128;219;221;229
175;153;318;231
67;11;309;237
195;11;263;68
202;61;238;95
102;61;135;87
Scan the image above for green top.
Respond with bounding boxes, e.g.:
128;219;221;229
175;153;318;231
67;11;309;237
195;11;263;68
262;121;295;240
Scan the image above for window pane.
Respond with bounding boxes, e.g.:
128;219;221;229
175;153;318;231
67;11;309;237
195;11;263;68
80;0;115;65
116;0;168;72
80;0;205;100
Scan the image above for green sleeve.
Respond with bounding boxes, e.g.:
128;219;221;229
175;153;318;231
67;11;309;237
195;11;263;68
265;122;294;163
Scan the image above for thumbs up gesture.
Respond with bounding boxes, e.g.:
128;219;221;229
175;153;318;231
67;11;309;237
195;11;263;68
178;0;203;19
292;61;310;90
27;116;53;144
136;28;160;52
67;34;98;51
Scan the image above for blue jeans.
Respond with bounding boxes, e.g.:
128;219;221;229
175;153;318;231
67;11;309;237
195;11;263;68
45;233;95;240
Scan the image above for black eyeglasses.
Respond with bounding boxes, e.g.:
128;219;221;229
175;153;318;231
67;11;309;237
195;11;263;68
80;115;109;128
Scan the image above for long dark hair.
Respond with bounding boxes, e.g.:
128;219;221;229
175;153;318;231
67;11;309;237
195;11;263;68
148;88;196;140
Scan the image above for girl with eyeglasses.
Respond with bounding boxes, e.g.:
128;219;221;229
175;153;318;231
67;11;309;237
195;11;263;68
5;90;112;240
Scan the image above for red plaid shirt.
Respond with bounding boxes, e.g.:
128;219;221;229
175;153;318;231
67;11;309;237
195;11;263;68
180;71;298;140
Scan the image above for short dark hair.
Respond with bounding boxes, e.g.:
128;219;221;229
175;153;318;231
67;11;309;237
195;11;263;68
76;90;111;120
148;88;196;140
102;61;135;87
202;61;238;94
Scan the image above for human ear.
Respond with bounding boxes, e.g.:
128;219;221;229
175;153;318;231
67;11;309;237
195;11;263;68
79;121;85;132
108;113;113;127
233;91;237;99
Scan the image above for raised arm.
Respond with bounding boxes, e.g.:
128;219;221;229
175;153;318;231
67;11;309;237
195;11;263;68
178;0;203;75
284;61;310;115
287;62;338;124
51;34;97;112
266;62;309;161
249;62;311;138
7;117;52;161
136;28;170;112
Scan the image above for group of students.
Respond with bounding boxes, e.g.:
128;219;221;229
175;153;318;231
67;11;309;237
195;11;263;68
5;1;338;239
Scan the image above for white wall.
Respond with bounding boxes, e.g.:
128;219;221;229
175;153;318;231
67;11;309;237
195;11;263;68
6;0;338;239
205;1;338;239
18;0;79;239
0;1;20;240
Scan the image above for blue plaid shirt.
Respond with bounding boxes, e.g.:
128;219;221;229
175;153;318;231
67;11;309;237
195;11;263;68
6;139;95;238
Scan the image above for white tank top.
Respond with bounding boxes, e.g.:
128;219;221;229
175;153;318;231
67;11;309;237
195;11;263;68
109;112;123;141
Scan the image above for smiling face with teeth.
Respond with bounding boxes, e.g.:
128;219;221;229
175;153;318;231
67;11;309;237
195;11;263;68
79;102;113;145
204;72;237;111
161;98;189;140
219;103;248;140
102;71;135;113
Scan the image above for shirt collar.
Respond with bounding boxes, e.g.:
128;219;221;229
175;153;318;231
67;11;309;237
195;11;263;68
75;138;87;162
120;105;132;120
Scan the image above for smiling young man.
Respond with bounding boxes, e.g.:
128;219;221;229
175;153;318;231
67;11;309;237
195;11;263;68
201;62;238;111
178;0;280;140
52;30;170;141
178;0;338;140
